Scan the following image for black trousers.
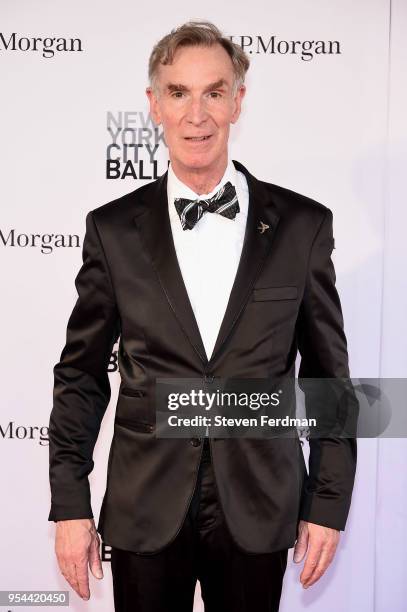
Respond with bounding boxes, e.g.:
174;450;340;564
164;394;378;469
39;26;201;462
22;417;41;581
110;438;288;612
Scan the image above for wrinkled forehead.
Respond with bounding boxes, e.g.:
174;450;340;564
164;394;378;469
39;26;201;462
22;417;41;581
155;44;235;92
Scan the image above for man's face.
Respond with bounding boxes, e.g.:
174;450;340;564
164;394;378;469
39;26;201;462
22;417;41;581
146;43;246;172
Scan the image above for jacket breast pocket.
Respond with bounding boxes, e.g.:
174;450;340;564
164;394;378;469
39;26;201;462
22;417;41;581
252;285;298;302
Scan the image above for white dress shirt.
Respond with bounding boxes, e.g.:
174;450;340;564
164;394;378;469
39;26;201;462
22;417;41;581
167;157;249;362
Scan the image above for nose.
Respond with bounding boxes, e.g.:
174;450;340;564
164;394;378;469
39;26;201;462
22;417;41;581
186;97;209;125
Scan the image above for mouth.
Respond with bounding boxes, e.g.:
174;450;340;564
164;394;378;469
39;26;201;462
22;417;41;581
184;135;213;142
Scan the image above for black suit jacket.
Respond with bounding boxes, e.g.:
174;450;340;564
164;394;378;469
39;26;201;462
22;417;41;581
48;159;357;554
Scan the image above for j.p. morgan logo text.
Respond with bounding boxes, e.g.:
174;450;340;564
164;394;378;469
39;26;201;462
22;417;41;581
0;32;83;58
0;422;49;446
0;229;80;254
229;34;341;61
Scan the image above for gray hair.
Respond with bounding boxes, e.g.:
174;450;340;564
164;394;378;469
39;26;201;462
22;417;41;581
148;20;250;98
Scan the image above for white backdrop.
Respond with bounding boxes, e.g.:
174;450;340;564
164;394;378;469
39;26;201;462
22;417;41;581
1;1;406;610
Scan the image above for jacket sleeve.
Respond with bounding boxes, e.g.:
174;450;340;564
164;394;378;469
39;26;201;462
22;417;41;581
296;208;358;531
48;211;120;522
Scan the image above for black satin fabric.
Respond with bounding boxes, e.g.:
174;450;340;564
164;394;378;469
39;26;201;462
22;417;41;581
48;159;357;555
110;439;288;612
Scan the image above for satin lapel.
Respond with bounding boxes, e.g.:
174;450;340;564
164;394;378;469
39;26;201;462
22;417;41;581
133;159;280;369
208;160;281;365
133;170;208;364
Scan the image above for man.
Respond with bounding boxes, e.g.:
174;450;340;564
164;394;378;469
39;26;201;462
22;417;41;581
49;20;357;612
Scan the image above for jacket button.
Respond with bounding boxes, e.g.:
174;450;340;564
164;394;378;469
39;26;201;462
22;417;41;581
204;373;214;383
190;437;201;447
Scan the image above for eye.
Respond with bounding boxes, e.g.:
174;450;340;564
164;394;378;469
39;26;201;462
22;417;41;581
171;91;185;98
209;91;221;98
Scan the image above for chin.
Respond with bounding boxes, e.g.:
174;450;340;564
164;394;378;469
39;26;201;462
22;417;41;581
180;152;218;170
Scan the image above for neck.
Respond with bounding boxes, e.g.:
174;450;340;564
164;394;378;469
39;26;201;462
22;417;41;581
169;153;229;195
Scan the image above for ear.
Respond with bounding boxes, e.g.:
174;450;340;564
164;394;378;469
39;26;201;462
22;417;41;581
230;84;246;125
145;86;162;125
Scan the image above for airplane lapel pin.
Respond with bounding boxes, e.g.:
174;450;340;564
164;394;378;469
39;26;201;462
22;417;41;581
257;220;270;234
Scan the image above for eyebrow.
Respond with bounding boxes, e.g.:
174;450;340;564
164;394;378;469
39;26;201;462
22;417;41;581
165;78;229;93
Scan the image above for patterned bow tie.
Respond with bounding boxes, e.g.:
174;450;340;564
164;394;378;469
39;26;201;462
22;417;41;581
174;181;240;230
